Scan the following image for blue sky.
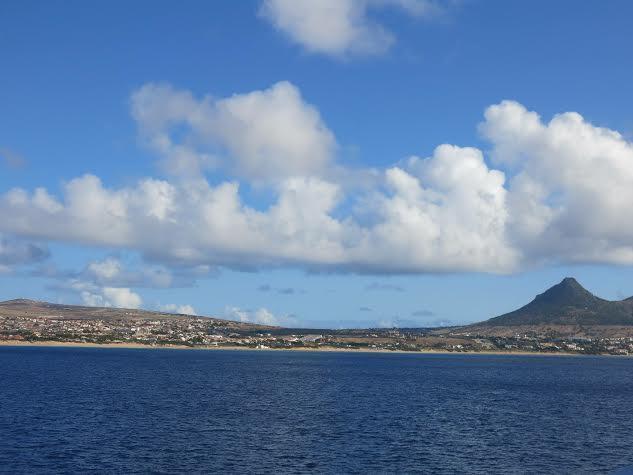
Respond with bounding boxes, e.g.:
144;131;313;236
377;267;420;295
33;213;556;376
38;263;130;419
2;0;633;327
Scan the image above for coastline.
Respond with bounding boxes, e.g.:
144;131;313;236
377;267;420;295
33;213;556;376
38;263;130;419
0;340;590;356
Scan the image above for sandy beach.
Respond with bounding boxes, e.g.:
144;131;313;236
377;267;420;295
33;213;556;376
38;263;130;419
0;340;588;356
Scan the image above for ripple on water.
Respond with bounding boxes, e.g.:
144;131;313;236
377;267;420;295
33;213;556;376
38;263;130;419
1;349;633;473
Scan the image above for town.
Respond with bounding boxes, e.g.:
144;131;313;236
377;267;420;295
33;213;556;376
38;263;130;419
2;314;633;356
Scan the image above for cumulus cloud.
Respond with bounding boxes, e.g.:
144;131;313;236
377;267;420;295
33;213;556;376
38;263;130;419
35;256;203;314
42;257;209;311
2;81;633;274
76;283;142;309
44;277;143;309
480;100;633;265
131;81;336;181
0;159;516;273
224;306;296;326
260;0;437;57
101;287;142;308
159;303;197;315
86;257;122;282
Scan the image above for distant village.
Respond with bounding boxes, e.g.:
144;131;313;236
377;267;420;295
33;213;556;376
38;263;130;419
2;314;633;355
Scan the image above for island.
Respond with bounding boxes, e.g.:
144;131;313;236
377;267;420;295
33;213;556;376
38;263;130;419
2;278;633;355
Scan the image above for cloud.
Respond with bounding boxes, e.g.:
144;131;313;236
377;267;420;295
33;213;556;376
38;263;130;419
131;81;336;181
36;256;193;291
480;100;633;265
4;82;633;274
224;306;295;326
77;283;142;309
159;303;197;315
359;306;373;312
39;256;211;312
46;273;144;309
0;82;520;274
363;144;514;273
83;257;176;288
260;0;437;58
87;257;121;281
0;234;49;270
365;282;404;292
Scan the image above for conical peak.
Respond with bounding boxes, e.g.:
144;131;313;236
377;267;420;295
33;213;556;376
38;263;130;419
560;277;581;287
486;277;633;326
535;277;594;305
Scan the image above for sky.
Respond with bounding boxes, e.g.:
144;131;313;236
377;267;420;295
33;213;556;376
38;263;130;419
1;0;633;328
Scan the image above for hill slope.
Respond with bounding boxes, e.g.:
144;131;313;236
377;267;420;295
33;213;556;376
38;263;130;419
0;299;275;330
482;278;633;326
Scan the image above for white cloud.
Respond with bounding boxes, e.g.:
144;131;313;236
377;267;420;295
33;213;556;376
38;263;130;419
159;303;197;315
481;100;633;265
75;282;142;309
87;257;121;281
259;0;436;57
347;144;516;272
101;287;142;309
254;308;278;325
0;171;355;269
224;306;250;323
131;81;336;181
80;289;106;307
3;81;633;274
51;267;147;310
224;306;294;326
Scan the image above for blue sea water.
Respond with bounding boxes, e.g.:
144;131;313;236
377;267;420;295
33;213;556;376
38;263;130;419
1;348;633;474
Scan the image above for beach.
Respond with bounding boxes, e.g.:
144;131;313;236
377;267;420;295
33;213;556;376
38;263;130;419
0;339;587;356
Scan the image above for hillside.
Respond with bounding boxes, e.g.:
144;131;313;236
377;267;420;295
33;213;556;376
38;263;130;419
0;299;274;330
3;290;633;352
480;278;633;327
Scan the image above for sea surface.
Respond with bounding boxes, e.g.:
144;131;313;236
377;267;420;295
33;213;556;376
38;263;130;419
1;347;633;474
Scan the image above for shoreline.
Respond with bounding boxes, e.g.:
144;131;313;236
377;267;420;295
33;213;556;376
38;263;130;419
0;340;596;356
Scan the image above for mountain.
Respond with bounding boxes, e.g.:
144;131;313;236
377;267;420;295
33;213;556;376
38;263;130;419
481;277;633;326
4;277;633;335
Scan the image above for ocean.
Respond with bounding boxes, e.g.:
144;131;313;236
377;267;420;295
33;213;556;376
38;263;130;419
1;347;632;473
